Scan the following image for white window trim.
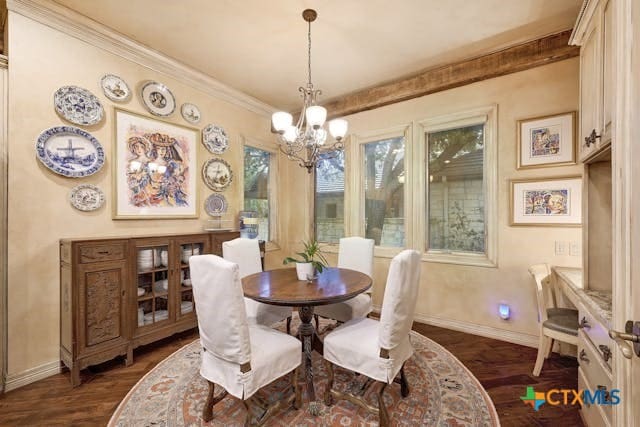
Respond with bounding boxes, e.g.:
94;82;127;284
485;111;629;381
240;136;280;251
415;105;498;267
350;124;413;258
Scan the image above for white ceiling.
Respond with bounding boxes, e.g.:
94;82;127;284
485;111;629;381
53;0;582;111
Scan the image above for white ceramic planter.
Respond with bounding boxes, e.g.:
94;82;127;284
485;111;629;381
295;262;315;281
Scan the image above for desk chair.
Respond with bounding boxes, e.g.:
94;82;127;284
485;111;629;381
529;263;579;376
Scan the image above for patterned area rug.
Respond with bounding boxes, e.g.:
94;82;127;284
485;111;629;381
109;319;500;426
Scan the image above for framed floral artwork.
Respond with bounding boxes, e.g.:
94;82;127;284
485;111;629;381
510;176;582;226
516;111;576;169
114;108;199;219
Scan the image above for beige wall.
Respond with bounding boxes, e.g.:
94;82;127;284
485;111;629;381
282;58;582;342
5;12;279;376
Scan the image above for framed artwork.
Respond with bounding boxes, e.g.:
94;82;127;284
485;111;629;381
516;111;576;169
114;108;199;219
510;176;582;226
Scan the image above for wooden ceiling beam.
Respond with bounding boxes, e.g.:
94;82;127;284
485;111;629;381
323;30;579;119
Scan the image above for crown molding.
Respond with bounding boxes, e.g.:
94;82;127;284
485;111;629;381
6;0;277;118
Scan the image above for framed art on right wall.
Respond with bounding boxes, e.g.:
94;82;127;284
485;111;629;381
510;176;582;226
516;111;576;169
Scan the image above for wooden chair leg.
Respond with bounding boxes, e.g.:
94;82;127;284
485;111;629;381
545;338;554;358
533;334;551;376
399;364;410;398
324;360;335;406
203;381;215;422
286;316;292;335
202;380;228;422
378;382;390;427
242;399;251;427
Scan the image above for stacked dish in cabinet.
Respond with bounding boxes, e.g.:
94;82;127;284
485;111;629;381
136;245;170;326
179;243;201;316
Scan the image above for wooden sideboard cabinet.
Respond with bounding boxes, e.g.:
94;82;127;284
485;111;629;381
60;231;239;386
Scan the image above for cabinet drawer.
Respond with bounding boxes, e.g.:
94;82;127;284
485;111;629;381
79;243;126;264
578;366;611;427
578;331;612;423
578;305;612;370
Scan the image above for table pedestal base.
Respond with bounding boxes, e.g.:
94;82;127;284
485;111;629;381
298;306;324;414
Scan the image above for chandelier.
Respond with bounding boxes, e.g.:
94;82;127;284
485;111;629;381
271;9;348;173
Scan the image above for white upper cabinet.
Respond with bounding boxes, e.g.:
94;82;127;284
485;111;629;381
572;0;613;162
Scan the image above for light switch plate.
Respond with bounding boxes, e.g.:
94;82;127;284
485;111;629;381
570;241;581;256
555;241;567;255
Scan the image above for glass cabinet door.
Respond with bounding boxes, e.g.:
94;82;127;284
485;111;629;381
135;244;171;328
177;240;206;319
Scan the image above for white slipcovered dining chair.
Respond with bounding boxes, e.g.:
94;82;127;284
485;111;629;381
323;249;421;426
189;254;301;425
314;237;375;328
223;238;292;334
529;263;579;377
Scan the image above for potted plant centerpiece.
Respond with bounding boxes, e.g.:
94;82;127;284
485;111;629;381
283;240;329;281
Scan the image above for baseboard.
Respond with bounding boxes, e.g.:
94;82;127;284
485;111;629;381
373;305;539;348
4;360;61;392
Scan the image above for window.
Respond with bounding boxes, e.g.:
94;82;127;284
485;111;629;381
315;151;344;243
243;145;273;241
427;124;485;253
363;136;405;247
420;105;497;266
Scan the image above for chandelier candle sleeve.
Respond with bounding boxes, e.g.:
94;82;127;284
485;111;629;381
271;9;348;173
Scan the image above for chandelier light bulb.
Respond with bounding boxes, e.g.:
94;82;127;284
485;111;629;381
272;112;293;133
329;119;348;140
305;105;327;129
283;125;299;142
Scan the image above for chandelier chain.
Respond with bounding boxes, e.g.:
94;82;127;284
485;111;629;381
307;19;312;86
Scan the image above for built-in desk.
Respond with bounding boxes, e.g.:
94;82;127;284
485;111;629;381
553;267;613;427
554;267;612;328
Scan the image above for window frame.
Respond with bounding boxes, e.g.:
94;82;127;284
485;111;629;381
241;136;280;250
350;124;414;258
416;105;498;267
313;149;347;246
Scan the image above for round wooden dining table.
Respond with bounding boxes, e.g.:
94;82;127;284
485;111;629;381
242;267;371;411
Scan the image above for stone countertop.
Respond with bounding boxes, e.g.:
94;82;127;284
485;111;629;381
553;267;612;328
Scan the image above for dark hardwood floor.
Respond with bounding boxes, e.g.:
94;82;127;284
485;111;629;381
0;323;582;426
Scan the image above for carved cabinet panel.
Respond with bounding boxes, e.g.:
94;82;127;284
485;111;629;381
83;268;123;347
77;260;127;357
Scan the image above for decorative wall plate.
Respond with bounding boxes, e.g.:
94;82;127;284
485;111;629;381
54;86;104;126
181;103;201;124
202;124;229;154
202;158;233;191
36;126;105;177
70;184;105;211
204;193;228;216
100;74;131;102
140;81;176;116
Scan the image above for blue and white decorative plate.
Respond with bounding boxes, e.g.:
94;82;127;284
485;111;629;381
100;74;131;102
54;86;104;126
181;103;201;124
140;81;176;117
204;193;228;216
35;126;105;178
70;184;105;211
202;124;229;154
